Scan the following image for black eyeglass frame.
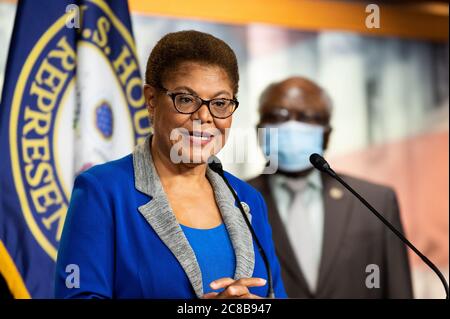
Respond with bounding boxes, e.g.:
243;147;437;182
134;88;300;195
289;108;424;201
258;106;330;127
159;86;239;119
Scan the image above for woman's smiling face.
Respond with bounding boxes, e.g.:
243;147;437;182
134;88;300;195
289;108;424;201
144;61;235;165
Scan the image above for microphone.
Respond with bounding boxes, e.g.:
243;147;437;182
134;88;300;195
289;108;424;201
309;153;450;299
208;158;275;298
309;153;336;177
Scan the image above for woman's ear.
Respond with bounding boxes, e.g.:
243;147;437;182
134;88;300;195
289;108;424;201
143;84;157;119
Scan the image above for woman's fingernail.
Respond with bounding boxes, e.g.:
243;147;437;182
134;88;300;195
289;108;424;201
260;279;267;284
210;281;217;288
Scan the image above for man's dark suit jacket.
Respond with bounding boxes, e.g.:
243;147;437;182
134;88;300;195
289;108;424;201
248;172;413;299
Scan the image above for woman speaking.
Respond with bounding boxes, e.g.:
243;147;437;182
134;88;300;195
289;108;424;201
55;30;286;299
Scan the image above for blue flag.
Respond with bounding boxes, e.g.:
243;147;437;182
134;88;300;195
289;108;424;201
0;0;149;298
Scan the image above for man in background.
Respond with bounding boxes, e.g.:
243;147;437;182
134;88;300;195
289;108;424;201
248;77;413;298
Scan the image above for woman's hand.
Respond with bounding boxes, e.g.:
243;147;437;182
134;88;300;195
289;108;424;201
201;277;267;299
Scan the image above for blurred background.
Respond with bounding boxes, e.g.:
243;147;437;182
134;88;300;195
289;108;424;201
0;0;448;298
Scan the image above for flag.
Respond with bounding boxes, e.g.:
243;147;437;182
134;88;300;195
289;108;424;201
0;0;150;298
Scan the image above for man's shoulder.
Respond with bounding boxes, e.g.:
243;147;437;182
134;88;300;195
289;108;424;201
336;173;396;198
224;170;263;200
247;171;396;199
246;174;268;192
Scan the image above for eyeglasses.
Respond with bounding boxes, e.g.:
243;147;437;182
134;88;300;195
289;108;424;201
160;86;239;119
259;107;329;126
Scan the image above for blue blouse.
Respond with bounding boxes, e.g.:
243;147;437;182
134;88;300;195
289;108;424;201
180;223;236;294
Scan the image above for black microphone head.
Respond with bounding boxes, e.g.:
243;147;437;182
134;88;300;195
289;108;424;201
208;156;224;175
309;153;330;172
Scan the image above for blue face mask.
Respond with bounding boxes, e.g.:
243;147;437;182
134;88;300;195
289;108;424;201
260;120;325;172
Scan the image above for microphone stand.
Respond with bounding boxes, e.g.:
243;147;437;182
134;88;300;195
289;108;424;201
310;154;449;300
209;160;275;298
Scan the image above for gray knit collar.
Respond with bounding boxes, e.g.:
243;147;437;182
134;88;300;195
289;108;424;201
132;135;254;298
